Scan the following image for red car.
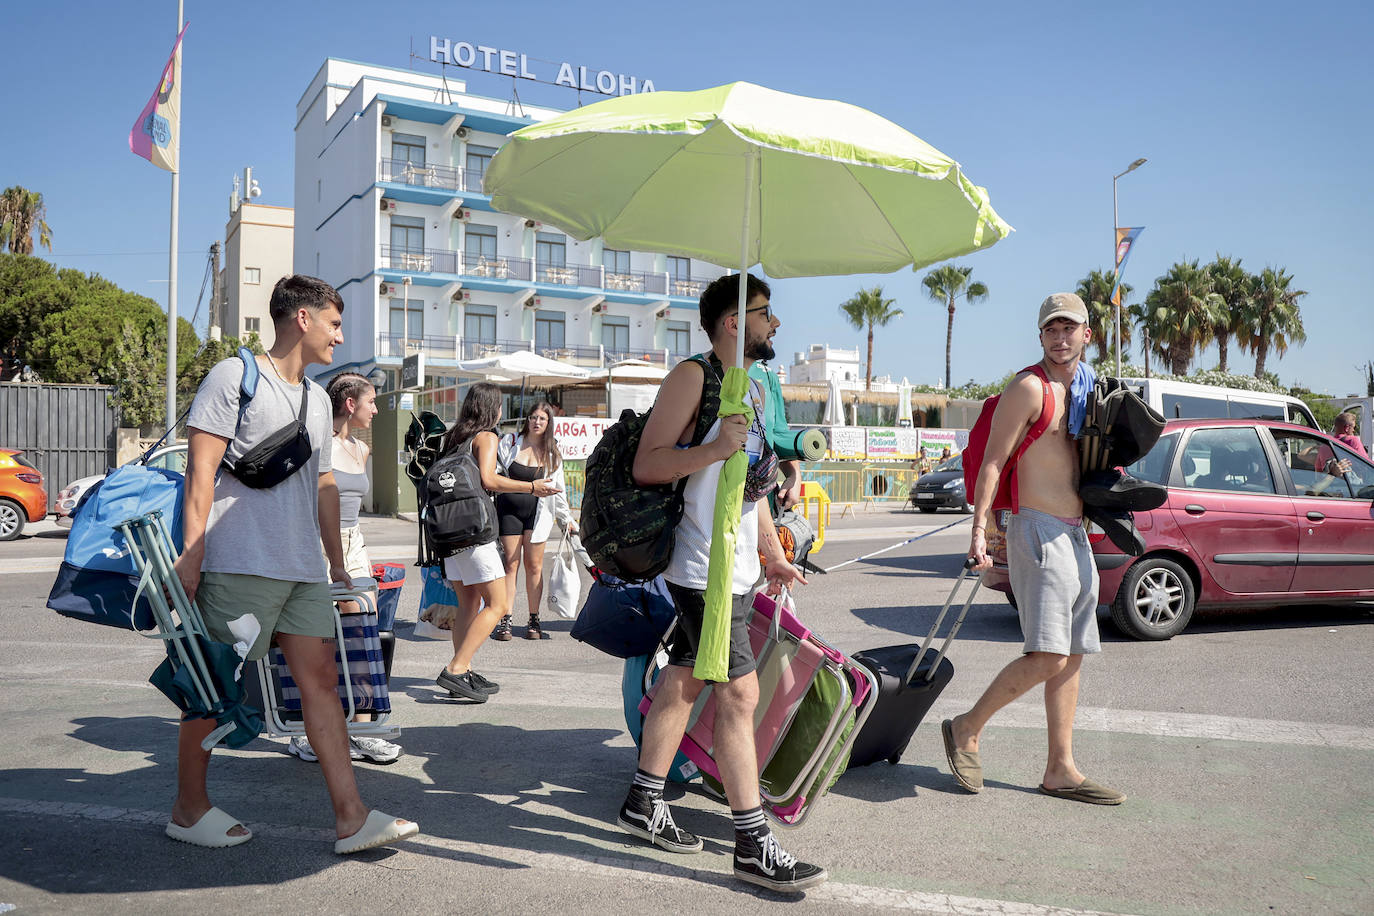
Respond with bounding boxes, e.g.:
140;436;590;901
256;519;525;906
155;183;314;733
0;448;48;541
986;419;1374;640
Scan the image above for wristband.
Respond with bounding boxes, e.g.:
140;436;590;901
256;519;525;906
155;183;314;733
530;481;535;494
972;525;985;532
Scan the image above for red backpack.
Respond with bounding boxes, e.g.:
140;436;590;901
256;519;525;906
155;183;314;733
962;364;1054;513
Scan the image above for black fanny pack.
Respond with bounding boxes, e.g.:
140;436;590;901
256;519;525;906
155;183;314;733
227;380;313;489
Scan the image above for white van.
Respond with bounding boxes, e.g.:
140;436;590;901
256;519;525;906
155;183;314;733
1119;377;1320;430
1320;396;1373;454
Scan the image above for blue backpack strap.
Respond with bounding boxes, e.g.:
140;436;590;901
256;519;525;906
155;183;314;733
237;347;259;401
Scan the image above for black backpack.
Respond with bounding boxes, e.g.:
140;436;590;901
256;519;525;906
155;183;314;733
419;437;498;565
580;354;722;582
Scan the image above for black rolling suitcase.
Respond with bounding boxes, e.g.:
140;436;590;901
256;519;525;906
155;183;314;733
848;559;980;767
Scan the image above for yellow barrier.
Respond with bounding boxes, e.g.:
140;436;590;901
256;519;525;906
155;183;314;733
798;481;831;551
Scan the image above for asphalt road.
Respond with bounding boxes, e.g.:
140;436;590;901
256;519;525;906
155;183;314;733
2;508;1372;915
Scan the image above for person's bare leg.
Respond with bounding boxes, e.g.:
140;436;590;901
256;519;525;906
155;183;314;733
170;716;249;838
500;534;522;616
277;632;375;839
523;535;545;617
711;672;762;810
1041;654;1086;789
637;665;705;776
950;652;1068;753
445;578;507;674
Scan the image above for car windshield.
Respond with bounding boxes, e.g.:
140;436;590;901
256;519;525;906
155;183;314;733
937;455;962;472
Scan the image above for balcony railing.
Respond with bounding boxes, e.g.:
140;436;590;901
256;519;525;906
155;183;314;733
379;158;464;192
380;247;697;300
375;334;686;370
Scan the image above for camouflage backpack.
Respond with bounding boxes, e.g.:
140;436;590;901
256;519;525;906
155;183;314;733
579;354;722;582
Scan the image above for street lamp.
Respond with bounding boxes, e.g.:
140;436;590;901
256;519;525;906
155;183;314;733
1113;157;1147;376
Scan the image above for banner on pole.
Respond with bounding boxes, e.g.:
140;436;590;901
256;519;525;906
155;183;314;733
1110;226;1144;306
129;23;188;172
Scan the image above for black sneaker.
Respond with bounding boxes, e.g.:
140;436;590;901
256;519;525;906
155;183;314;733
466;671;501;694
436;669;489;702
734;831;828;893
617;789;703;854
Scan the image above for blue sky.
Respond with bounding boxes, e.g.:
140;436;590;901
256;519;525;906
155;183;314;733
5;1;1371;396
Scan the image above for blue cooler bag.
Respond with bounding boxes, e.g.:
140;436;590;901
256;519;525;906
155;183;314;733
370;562;406;632
47;463;185;631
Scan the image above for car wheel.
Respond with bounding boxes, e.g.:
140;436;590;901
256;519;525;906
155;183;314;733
962;499;973;514
1110;556;1195;640
0;498;24;541
918;507;937;514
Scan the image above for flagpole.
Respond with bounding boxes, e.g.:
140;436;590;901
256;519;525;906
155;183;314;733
165;0;184;436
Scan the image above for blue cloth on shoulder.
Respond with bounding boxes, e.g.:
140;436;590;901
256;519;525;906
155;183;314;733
1068;362;1097;436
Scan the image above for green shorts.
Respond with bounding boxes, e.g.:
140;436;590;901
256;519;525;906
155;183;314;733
197;572;335;661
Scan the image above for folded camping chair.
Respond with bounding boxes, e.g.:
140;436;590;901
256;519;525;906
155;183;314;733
118;510;261;751
1078;377;1167;475
251;579;399;741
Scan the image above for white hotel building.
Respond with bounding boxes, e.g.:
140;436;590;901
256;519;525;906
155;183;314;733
294;59;720;388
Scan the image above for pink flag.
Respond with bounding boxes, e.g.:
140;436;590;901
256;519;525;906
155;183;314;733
128;23;188;172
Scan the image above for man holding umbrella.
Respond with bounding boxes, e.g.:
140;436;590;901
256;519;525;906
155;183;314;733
619;273;822;893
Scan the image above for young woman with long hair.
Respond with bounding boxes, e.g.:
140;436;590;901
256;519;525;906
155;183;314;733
494;401;576;640
435;383;559;701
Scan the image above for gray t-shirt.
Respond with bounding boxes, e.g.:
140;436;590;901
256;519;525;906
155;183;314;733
186;355;334;582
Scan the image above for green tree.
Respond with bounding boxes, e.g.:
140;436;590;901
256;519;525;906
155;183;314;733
1139;260;1224;376
921;264;988;389
1205;255;1251;374
0;186;53;254
1245;266;1307;379
1075;268;1133;364
838;285;902;391
0;254;72;372
106;319;167;430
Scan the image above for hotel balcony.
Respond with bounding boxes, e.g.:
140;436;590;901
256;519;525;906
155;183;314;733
375;334;681;370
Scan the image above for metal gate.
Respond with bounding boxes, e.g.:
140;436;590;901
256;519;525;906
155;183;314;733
0;384;120;492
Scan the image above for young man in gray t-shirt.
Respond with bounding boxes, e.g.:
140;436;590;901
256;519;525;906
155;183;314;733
169;275;418;854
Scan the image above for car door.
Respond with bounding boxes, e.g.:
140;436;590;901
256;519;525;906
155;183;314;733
1268;429;1374;592
1169;426;1298;596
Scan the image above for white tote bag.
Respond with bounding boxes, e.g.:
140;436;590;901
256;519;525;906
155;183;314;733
546;533;581;620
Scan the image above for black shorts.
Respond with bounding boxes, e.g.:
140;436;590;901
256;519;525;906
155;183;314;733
663;583;756;680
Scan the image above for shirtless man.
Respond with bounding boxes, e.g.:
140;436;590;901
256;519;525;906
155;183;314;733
942;292;1125;806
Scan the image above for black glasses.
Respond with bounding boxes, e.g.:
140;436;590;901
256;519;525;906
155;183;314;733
745;304;773;320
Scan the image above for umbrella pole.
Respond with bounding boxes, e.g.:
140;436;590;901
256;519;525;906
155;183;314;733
735;149;756;369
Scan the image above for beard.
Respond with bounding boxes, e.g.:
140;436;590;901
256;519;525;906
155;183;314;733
745;334;776;362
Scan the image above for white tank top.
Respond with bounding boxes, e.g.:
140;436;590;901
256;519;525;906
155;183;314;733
663;377;766;595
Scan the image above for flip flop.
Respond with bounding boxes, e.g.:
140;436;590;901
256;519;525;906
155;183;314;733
1038;779;1126;806
334;810;420;855
941;719;983;793
165;806;252;848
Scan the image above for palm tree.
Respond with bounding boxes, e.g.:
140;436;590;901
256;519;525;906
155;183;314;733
1139;260;1224;376
0;186;53;254
921;264;988;389
1075;268;1133;364
1205;255;1251;374
838;286;902;391
1246;266;1307;379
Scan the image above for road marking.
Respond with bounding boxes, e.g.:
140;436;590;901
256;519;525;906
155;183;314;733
0;796;1136;915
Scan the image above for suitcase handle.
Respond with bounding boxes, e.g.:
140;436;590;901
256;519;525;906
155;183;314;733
904;558;981;685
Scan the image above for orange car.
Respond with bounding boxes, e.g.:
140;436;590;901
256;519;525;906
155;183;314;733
0;448;47;540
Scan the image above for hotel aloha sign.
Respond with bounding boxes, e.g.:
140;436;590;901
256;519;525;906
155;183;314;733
429;37;654;96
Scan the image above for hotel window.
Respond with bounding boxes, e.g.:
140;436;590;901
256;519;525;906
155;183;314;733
243;267;261;285
392;132;426;166
666;320;691;356
535;309;566;350
465;144;498;185
390;215;424;254
667;256;691;282
467;224;497;261
604;248;631;275
464;304;496;344
388;296;423;340
244;316;260;334
601;315;629;355
535;232;566;267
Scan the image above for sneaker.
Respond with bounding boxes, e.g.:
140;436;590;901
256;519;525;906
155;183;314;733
492;615;513;641
436;669;490;703
617;788;703;854
524;616;543;640
287;735;319;762
734;831;828;893
466;670;501;695
350;735;403;764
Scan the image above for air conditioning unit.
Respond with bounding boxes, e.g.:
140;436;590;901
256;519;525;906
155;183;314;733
460;290;471;302
381;115;393;128
592;302;607;313
455;126;470;140
524;218;539;229
454;208;470;221
380;198;396;212
379;282;396;296
657;307;671;319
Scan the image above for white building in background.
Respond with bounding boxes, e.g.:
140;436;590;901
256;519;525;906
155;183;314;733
293;58;719;388
222;200;293;344
788;343;898;391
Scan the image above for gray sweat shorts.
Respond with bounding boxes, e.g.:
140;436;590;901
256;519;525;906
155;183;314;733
1006;508;1101;656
